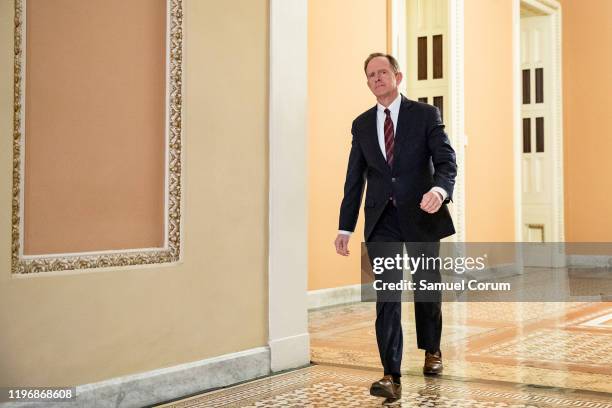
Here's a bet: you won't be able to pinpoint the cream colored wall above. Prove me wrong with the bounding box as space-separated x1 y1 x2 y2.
559 0 612 242
308 0 388 291
464 0 515 242
0 0 268 387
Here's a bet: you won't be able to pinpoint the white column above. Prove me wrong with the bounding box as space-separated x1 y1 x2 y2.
268 0 310 372
512 0 523 242
449 0 466 242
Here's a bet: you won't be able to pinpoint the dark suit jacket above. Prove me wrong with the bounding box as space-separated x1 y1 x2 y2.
339 95 457 242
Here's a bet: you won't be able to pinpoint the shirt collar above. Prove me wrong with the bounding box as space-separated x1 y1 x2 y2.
377 93 402 115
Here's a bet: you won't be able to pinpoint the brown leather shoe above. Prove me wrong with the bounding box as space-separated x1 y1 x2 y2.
423 350 443 375
382 397 402 406
370 375 402 399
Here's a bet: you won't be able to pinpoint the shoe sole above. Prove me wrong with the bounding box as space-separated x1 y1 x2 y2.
382 397 401 406
370 385 397 399
423 368 443 375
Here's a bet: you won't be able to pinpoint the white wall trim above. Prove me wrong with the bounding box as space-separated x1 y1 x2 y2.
514 0 564 243
512 0 523 242
268 0 310 373
550 4 565 243
308 283 364 310
448 0 466 242
567 255 612 268
390 0 407 84
0 347 270 408
511 0 526 272
474 262 520 280
268 333 311 373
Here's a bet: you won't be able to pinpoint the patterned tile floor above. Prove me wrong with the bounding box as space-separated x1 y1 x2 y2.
310 301 612 393
159 301 612 407
158 365 612 407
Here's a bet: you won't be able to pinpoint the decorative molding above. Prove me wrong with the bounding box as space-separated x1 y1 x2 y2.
522 0 556 14
11 0 184 274
521 0 561 14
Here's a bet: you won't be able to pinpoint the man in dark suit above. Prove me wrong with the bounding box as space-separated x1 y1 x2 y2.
334 53 456 404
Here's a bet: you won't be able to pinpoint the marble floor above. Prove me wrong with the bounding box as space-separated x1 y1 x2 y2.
158 365 612 407
159 301 612 407
310 301 612 393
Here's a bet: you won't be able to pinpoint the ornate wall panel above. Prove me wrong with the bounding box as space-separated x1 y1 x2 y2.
12 0 183 274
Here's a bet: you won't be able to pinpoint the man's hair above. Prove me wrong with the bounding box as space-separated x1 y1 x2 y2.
363 53 400 75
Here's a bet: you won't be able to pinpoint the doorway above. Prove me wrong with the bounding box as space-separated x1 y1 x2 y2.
390 0 466 242
515 0 564 243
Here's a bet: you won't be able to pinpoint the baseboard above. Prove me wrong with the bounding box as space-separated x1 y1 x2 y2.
269 332 310 372
307 283 363 310
0 347 270 408
567 255 612 268
472 263 520 280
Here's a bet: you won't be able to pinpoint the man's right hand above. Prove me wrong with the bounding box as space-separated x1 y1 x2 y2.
334 234 350 256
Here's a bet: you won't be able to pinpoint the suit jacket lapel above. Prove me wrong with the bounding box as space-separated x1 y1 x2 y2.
393 95 414 162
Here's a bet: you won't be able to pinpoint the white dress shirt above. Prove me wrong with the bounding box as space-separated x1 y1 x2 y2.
339 94 448 236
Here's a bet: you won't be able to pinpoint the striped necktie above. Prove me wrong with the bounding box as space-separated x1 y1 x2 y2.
384 108 394 167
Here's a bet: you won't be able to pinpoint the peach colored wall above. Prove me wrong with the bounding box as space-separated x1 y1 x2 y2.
24 0 166 254
308 0 517 291
559 0 612 242
308 0 387 291
1 0 268 387
464 0 515 242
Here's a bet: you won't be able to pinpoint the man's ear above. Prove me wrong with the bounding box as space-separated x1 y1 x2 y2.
396 72 403 85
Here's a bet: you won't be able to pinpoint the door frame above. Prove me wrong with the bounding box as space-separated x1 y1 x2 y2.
513 0 564 242
389 0 466 242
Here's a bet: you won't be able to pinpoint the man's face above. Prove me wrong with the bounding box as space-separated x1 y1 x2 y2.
365 56 402 98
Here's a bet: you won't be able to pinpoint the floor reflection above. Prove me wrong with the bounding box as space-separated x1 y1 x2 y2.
310 301 612 393
160 301 612 407
158 365 612 407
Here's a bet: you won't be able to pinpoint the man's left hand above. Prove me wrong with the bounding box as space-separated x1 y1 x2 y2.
420 191 443 213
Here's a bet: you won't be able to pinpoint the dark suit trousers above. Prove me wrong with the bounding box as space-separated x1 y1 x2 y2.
367 202 443 378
